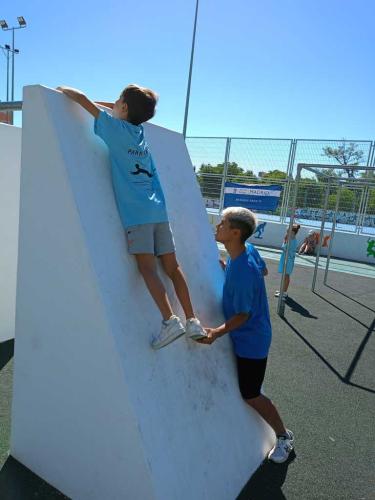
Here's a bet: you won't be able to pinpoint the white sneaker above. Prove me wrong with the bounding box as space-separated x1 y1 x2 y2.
268 430 294 463
274 291 288 300
151 315 185 350
185 317 207 340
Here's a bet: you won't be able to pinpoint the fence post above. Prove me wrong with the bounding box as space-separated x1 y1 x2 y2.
277 163 301 318
311 177 332 292
366 140 375 167
281 140 297 221
324 182 343 285
355 185 367 234
357 185 370 234
218 138 231 214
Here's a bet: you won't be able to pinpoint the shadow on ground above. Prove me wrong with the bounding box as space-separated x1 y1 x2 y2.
284 297 318 319
0 456 69 500
0 340 14 371
282 315 375 395
237 451 296 500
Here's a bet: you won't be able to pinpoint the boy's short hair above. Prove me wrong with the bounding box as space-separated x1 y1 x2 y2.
121 84 158 125
222 207 258 243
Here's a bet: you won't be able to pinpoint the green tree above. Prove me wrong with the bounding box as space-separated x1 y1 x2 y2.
197 162 254 199
261 169 287 180
322 141 365 178
327 188 356 210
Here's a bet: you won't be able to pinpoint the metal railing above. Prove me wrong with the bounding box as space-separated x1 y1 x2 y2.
1 103 374 233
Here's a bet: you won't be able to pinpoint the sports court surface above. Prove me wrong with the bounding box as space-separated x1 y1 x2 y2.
0 253 374 499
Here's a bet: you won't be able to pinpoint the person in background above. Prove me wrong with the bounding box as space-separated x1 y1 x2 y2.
275 224 301 300
298 229 317 255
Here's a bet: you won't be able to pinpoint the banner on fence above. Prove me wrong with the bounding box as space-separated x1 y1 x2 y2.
223 183 282 211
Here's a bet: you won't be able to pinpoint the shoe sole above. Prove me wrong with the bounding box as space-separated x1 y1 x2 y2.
268 453 291 464
187 332 208 340
151 329 185 350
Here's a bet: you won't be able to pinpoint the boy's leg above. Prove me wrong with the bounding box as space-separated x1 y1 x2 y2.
283 274 290 292
155 223 206 340
135 254 174 321
159 252 194 319
246 394 286 436
236 356 293 463
237 356 287 434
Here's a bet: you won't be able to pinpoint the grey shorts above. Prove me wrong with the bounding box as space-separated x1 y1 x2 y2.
125 222 176 256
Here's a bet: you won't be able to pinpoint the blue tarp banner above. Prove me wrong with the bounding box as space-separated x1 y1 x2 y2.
223 183 282 211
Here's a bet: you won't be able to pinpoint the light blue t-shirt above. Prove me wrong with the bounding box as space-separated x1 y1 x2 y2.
223 245 272 359
94 111 169 228
278 238 298 274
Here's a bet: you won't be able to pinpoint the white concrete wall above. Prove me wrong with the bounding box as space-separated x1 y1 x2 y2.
11 85 274 500
208 211 375 264
0 123 21 342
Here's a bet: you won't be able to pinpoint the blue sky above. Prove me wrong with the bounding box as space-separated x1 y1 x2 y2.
1 0 374 139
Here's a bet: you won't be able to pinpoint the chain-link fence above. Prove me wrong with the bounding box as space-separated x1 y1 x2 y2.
187 136 375 233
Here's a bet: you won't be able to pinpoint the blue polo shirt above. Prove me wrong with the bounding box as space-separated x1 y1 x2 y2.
94 111 169 228
223 245 272 359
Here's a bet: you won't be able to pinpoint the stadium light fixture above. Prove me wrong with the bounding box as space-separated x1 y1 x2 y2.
17 16 27 27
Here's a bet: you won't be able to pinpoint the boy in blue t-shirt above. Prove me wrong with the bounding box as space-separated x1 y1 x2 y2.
57 84 207 348
199 207 294 464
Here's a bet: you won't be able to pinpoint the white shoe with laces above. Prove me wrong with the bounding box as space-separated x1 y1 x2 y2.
151 315 185 350
268 430 294 463
185 317 207 340
274 291 288 300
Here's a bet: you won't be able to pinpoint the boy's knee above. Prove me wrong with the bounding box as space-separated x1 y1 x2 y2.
162 261 180 279
136 258 155 276
245 395 261 407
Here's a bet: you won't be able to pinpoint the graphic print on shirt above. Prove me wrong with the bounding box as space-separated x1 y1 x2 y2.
131 163 154 178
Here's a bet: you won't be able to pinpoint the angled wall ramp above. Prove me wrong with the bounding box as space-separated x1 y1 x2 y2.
11 85 274 500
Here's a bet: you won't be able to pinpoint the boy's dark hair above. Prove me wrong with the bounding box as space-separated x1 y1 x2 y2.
292 223 301 235
121 84 158 125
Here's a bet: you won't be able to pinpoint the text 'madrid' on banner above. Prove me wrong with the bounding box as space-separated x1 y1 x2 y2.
224 182 282 212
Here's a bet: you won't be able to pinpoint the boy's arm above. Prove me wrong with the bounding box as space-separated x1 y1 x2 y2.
56 86 100 118
197 313 249 345
95 101 114 110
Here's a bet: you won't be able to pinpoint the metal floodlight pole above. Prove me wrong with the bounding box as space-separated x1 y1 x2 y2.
6 47 10 100
311 177 332 292
11 28 15 101
183 0 199 139
218 138 231 213
277 165 302 317
323 182 343 285
0 17 27 102
0 45 11 100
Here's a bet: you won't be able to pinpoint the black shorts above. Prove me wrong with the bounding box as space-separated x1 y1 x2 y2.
236 356 268 400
